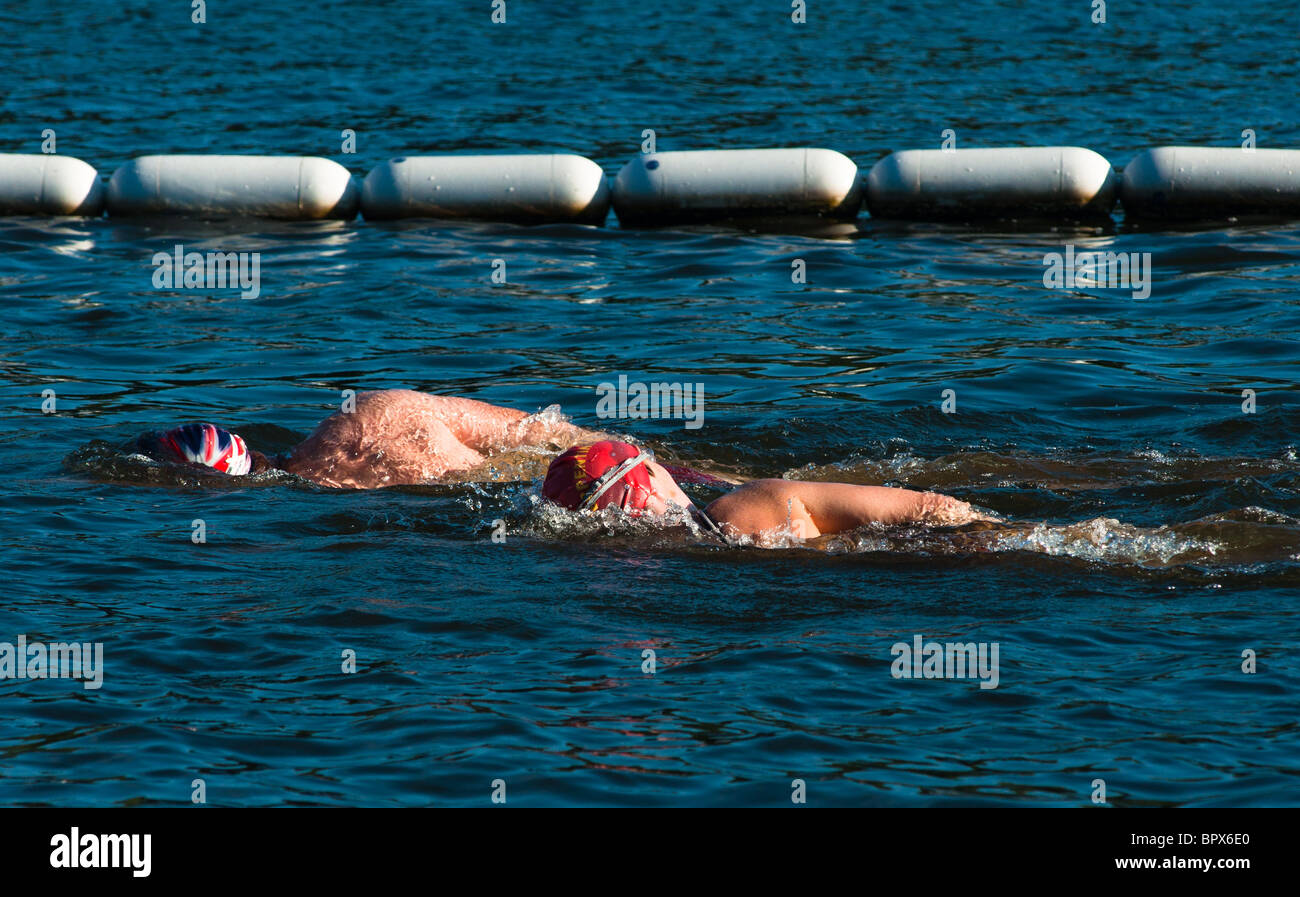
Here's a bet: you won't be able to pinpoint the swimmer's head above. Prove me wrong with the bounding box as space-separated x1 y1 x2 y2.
137 423 253 475
543 441 691 516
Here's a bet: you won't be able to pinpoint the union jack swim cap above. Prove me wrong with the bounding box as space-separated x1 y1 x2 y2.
158 423 252 475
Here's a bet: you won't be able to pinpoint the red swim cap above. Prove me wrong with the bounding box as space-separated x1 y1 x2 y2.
543 441 655 512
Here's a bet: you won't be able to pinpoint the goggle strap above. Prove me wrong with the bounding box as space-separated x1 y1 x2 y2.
578 449 654 511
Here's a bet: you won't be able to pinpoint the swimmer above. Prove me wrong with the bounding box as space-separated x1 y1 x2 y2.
542 440 993 545
134 392 988 542
135 389 604 489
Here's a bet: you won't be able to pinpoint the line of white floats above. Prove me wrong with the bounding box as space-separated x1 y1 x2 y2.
2 146 1298 225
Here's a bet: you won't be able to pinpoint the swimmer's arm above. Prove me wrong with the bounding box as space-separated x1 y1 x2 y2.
406 395 600 452
790 481 992 530
705 479 990 538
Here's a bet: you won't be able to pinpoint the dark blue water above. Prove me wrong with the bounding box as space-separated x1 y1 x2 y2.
2 0 1298 806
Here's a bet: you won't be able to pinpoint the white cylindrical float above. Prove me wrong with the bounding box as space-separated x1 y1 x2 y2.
0 154 104 216
1120 147 1300 219
865 147 1116 220
361 154 610 224
610 148 861 226
106 155 358 219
